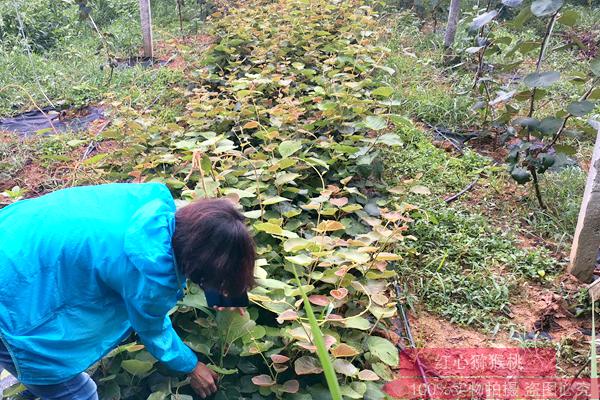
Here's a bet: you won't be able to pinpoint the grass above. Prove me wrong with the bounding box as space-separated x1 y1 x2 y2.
522 167 587 246
383 119 560 331
0 0 199 116
382 12 475 128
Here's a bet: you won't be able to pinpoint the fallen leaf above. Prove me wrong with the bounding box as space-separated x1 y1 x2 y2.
410 185 431 195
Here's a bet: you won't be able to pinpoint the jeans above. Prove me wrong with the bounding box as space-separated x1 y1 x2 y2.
0 341 98 400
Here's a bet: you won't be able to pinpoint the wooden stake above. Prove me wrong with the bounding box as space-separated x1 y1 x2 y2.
569 126 600 282
139 0 153 59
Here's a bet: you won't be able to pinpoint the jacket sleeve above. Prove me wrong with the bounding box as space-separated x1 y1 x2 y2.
120 263 198 374
108 192 198 374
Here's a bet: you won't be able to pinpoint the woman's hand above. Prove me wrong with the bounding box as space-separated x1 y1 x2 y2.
189 362 218 398
212 306 245 315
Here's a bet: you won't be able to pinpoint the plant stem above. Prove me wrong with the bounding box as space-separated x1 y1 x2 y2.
528 12 559 118
529 166 546 209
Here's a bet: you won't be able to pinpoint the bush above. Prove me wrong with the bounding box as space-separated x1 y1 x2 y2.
0 0 80 52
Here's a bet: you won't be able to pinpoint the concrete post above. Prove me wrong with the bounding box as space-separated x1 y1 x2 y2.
568 127 600 282
139 0 153 59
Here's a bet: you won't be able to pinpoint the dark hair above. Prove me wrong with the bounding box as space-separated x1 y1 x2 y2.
172 198 256 297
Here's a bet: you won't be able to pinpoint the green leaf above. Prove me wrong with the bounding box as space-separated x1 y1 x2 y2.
366 337 399 367
278 140 303 158
567 101 595 117
284 238 318 253
216 309 256 344
185 335 212 355
147 392 168 400
364 116 387 131
375 133 403 146
510 167 532 184
121 359 154 376
100 381 121 400
371 362 394 381
512 7 533 27
539 117 562 135
557 9 579 26
207 364 239 375
285 254 314 266
523 71 560 88
591 57 600 77
254 222 299 238
171 395 193 400
275 172 301 186
343 316 371 330
180 291 208 309
371 87 394 98
333 359 359 377
554 144 577 155
2 383 27 397
531 0 563 17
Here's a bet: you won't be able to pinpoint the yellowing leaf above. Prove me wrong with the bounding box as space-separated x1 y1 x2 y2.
254 222 298 238
375 252 401 261
243 121 260 129
314 220 345 232
283 238 315 252
331 343 361 358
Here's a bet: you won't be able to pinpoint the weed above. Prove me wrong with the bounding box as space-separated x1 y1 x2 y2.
521 167 586 245
384 122 558 329
383 13 475 128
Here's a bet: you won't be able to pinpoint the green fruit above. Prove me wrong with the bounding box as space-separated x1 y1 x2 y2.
511 167 532 184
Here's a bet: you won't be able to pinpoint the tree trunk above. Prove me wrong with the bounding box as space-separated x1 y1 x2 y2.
139 0 153 58
444 0 461 49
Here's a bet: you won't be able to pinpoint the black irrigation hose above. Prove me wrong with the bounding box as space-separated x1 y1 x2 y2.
394 280 433 400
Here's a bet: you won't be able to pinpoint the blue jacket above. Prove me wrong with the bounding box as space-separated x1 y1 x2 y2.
0 183 198 385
